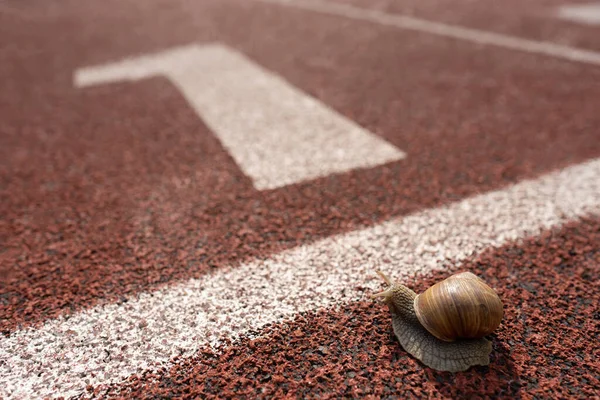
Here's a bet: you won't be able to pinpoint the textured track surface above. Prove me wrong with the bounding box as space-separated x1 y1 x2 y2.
85 218 600 399
1 0 599 398
326 0 600 51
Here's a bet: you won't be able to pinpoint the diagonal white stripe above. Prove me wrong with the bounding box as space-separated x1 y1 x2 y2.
255 0 600 66
2 158 600 399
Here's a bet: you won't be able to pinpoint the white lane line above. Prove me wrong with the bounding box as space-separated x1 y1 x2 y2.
74 43 406 191
558 3 600 25
2 158 600 399
255 0 600 66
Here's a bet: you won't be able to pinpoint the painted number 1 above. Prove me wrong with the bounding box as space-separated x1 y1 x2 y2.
74 43 406 190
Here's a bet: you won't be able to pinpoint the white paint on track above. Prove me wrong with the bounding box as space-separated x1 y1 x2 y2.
2 158 600 399
74 43 406 190
558 3 600 25
256 0 600 66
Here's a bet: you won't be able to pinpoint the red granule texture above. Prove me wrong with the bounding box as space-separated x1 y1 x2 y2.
3 0 600 335
85 217 600 399
329 0 600 52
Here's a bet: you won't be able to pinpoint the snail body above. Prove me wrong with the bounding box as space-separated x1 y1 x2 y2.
372 271 503 372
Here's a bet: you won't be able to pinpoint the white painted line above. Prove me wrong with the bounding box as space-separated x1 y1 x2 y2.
74 43 406 190
558 3 600 25
256 0 600 66
2 158 600 399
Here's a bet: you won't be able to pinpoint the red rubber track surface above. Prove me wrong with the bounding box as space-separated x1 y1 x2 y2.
329 0 600 51
1 0 599 398
3 0 600 333
86 218 600 399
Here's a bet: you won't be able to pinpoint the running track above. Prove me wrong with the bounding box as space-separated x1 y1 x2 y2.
1 0 599 398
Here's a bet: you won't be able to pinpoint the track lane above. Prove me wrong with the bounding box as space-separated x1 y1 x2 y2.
2 0 600 398
2 158 599 399
2 0 600 334
321 0 600 52
256 0 600 65
89 217 600 399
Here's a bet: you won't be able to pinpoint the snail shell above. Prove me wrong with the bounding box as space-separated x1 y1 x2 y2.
371 271 504 372
414 272 504 342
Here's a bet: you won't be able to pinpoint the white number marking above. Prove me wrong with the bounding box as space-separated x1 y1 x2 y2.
74 44 406 190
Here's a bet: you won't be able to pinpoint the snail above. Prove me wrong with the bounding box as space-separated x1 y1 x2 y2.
371 270 503 372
